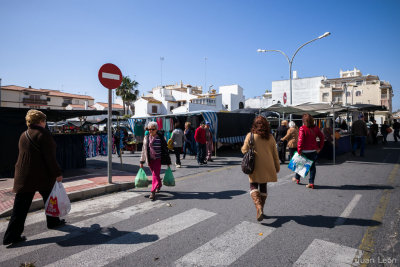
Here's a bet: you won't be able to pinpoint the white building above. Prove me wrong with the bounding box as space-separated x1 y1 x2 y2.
245 91 274 108
271 73 325 106
133 81 244 117
219 85 245 111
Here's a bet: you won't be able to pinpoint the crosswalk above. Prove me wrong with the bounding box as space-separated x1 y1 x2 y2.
0 191 366 267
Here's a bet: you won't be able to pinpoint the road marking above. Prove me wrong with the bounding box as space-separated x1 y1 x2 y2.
102 72 120 80
0 191 142 232
269 173 293 187
175 221 275 266
0 199 164 263
293 239 363 266
44 208 216 267
354 162 399 266
335 194 362 226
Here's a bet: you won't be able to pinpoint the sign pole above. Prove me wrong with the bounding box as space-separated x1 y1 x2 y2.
108 89 113 183
98 63 123 184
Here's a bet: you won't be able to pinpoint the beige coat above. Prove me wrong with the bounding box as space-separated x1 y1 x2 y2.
281 127 298 148
241 133 280 183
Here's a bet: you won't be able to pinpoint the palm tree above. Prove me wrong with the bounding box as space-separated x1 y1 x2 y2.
116 76 139 115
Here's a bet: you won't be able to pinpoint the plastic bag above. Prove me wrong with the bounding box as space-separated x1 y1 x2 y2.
288 152 314 178
163 167 175 186
45 182 71 217
135 168 149 188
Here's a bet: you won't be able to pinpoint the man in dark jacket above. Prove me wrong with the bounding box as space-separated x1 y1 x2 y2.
351 114 368 156
3 110 65 246
393 119 400 142
275 120 288 163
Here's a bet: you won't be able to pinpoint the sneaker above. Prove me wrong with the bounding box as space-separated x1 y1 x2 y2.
176 164 181 168
305 184 315 189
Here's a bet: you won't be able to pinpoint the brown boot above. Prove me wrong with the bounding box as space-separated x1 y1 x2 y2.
260 193 267 216
250 190 263 221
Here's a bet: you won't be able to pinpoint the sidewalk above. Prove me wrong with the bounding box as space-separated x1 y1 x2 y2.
0 165 136 218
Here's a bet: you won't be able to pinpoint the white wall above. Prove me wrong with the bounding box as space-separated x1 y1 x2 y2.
245 97 274 108
219 85 245 111
272 76 324 105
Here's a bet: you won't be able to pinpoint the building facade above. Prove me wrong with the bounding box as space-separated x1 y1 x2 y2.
320 68 393 112
0 85 94 109
133 81 244 117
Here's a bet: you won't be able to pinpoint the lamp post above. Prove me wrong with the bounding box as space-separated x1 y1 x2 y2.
257 32 331 118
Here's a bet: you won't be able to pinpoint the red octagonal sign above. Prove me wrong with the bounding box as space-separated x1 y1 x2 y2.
98 63 123 90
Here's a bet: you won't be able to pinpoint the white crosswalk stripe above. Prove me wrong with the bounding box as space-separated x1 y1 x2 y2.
175 221 275 266
293 239 363 267
0 199 164 263
0 191 142 232
44 208 217 267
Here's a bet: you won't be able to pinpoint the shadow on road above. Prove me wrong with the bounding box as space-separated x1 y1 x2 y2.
262 215 381 229
143 190 247 201
314 184 395 190
7 224 159 248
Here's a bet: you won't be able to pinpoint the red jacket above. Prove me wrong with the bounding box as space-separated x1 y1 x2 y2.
297 125 325 154
194 126 206 144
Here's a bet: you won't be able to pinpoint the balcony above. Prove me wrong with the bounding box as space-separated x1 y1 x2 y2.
22 98 47 105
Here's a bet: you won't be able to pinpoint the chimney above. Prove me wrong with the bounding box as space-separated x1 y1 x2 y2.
293 71 298 79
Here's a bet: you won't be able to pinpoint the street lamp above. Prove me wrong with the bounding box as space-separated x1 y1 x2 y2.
257 32 331 114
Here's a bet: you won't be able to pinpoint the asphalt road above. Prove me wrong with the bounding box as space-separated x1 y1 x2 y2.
1 142 399 267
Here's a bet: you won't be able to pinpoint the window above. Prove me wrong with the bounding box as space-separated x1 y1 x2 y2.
322 93 329 102
325 83 330 88
151 105 157 113
47 97 51 101
355 91 362 96
170 106 174 111
346 92 351 97
356 80 362 86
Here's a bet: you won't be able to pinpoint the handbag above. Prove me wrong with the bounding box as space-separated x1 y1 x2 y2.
241 132 255 174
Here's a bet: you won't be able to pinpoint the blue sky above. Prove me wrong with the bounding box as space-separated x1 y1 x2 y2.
1 0 399 110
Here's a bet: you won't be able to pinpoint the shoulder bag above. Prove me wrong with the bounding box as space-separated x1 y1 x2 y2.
241 132 255 174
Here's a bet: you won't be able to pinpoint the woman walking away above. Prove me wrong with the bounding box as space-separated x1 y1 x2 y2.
3 110 65 246
171 122 184 168
292 113 325 189
241 116 280 221
281 121 298 161
140 122 171 201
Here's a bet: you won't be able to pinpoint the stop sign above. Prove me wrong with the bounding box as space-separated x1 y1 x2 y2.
98 63 123 89
283 92 287 104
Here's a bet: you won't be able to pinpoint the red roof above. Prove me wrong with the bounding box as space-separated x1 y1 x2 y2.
95 102 124 109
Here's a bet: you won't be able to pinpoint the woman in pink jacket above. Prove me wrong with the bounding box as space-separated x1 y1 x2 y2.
292 113 324 189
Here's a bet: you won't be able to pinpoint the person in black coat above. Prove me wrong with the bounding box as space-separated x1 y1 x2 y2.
3 110 65 246
275 120 288 163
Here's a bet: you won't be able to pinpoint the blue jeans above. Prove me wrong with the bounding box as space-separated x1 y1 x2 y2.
196 143 206 164
352 136 366 156
295 152 318 184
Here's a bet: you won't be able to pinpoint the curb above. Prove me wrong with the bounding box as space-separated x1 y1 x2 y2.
0 182 135 219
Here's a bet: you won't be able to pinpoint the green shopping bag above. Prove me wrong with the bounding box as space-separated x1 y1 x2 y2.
163 167 175 186
135 168 149 188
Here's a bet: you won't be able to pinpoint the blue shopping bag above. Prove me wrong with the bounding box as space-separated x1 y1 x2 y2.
288 152 314 178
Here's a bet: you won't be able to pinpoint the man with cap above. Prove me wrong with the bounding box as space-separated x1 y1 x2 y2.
194 121 207 165
351 114 368 156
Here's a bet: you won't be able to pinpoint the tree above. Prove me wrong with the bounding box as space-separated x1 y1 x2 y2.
116 76 139 115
